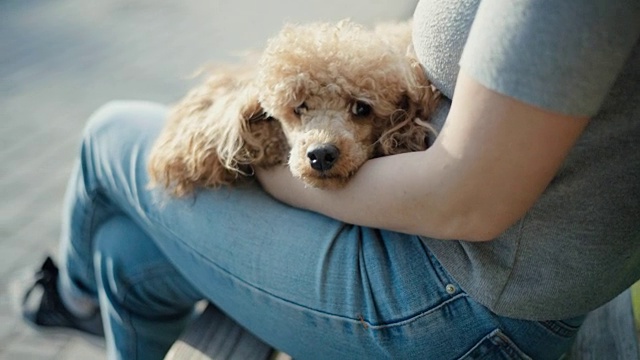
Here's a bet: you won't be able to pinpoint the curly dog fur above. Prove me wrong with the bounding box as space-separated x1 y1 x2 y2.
148 20 440 195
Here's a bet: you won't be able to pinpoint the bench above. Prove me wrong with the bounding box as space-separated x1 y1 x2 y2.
165 289 639 359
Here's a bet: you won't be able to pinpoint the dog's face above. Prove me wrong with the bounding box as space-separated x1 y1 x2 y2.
281 93 383 189
257 21 433 189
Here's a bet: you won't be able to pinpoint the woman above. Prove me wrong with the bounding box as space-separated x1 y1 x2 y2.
22 0 640 358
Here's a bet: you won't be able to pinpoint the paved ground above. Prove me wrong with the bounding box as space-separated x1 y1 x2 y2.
0 0 417 358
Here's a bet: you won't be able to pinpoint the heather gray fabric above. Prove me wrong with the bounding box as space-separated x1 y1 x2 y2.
413 0 640 320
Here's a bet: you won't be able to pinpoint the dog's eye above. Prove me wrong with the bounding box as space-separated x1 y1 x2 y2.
294 102 308 116
351 101 372 117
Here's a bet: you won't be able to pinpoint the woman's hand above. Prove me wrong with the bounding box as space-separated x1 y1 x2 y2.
256 71 589 242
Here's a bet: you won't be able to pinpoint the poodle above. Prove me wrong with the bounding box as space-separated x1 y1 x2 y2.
148 20 440 196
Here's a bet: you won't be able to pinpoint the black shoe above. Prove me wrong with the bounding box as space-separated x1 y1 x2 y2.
21 256 104 337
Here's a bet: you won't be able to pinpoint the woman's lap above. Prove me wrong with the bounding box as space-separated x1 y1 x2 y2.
61 101 579 359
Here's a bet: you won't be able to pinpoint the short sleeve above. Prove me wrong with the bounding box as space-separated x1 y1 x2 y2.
459 0 640 117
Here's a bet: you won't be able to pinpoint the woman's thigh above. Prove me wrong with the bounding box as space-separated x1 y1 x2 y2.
83 101 571 359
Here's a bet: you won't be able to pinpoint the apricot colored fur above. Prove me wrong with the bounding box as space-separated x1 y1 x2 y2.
148 20 439 195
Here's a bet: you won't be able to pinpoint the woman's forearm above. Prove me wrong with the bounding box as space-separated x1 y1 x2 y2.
258 72 589 241
258 144 507 241
258 149 469 239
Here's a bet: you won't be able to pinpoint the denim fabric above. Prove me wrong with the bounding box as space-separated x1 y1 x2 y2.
58 101 582 359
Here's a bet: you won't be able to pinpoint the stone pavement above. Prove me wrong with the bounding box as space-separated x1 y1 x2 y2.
0 0 417 358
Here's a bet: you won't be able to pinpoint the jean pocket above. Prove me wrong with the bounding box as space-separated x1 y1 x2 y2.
536 318 583 338
458 329 532 360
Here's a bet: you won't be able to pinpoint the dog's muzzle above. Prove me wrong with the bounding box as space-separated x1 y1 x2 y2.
307 144 340 172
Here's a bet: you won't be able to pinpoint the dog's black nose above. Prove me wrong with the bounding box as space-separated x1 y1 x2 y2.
307 145 339 172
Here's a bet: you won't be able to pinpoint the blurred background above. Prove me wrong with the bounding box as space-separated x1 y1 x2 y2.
0 0 418 358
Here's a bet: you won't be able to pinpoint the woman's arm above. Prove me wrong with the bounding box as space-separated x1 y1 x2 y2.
257 70 589 241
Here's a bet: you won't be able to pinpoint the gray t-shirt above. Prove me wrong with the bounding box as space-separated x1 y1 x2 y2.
413 0 640 320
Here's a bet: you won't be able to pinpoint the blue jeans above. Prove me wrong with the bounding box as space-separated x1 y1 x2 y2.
58 101 582 359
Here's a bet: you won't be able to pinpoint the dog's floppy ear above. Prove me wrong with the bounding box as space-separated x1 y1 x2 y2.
148 71 285 196
377 58 440 156
243 112 289 170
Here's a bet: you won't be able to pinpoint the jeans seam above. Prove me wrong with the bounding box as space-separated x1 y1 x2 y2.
457 329 495 359
425 247 458 290
151 214 469 329
369 293 469 329
80 191 100 278
493 330 533 360
120 280 139 358
458 329 533 360
536 320 580 338
116 264 198 312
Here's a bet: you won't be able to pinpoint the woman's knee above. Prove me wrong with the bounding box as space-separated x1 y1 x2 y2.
78 101 169 185
83 100 168 143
